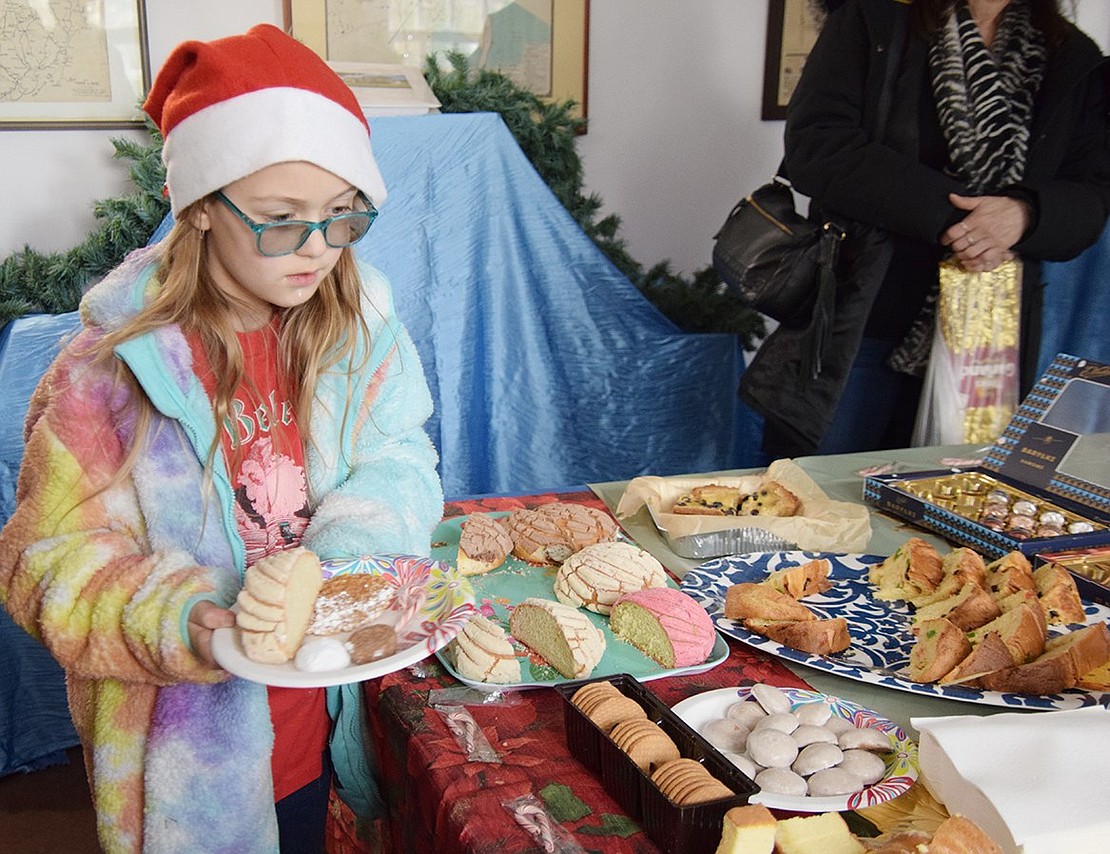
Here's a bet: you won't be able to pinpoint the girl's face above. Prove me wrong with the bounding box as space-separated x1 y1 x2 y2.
196 162 361 331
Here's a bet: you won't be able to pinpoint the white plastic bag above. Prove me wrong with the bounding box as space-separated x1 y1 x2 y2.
913 258 1022 446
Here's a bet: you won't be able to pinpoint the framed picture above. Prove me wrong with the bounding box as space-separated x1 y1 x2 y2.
0 0 151 130
327 62 441 115
284 0 589 120
761 0 823 121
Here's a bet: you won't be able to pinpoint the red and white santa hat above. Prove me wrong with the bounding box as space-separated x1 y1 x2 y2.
143 23 386 215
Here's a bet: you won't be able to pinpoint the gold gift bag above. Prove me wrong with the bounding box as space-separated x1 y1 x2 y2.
913 258 1022 445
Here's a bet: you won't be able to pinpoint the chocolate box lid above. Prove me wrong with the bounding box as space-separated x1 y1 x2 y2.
980 354 1110 515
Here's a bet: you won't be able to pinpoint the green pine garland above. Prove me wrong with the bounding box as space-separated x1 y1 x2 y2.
0 58 764 349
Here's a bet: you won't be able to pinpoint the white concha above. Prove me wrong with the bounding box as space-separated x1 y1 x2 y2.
553 541 667 614
452 614 521 684
237 547 324 664
509 597 606 679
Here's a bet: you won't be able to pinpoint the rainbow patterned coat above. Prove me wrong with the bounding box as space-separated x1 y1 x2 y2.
0 244 442 853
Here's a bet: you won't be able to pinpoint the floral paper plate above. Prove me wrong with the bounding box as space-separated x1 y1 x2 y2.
213 554 476 688
680 551 1110 710
671 686 918 812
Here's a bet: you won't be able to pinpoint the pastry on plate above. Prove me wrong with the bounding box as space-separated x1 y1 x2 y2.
236 547 324 664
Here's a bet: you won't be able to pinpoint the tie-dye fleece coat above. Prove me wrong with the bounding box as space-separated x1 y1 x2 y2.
0 243 443 853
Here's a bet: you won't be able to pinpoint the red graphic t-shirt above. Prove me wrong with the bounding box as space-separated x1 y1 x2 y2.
189 319 328 802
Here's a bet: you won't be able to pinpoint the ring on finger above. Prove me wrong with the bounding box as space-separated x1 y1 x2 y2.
967 234 975 245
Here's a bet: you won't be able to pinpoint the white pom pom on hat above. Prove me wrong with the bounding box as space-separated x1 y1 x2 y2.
143 23 387 215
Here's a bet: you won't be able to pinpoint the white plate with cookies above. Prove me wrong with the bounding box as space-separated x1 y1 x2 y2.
212 553 475 688
671 684 918 813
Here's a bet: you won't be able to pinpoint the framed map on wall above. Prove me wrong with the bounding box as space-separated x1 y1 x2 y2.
0 0 150 129
762 0 823 120
285 0 589 119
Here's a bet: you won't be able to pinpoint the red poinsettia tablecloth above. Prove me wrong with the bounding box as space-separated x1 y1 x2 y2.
354 490 812 854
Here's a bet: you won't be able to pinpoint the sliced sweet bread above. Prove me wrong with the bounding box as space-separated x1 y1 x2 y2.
724 582 815 622
907 618 972 684
940 547 988 591
505 503 617 565
911 582 1001 632
985 551 1035 598
237 547 324 664
743 617 850 655
609 587 717 668
1033 562 1086 626
938 630 1015 686
870 538 943 602
979 622 1110 695
764 558 833 600
966 601 1046 666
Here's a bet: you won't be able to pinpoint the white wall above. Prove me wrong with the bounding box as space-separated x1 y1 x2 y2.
1 0 282 257
2 0 1108 270
578 0 1110 276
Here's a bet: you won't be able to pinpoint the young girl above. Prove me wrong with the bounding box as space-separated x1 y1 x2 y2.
0 24 443 853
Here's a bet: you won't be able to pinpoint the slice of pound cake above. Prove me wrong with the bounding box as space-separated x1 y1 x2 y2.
509 597 606 679
554 540 667 614
609 587 717 668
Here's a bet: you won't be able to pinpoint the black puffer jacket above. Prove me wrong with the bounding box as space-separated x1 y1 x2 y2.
741 0 1110 456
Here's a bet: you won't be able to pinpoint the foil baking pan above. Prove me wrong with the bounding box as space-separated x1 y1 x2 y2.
648 506 797 558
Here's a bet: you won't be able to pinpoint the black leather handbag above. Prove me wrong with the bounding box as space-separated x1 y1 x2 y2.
711 177 844 327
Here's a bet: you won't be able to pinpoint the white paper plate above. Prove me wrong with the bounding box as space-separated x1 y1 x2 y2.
671 686 918 812
212 554 475 688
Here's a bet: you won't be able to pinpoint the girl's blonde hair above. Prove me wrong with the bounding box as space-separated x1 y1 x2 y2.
90 197 371 486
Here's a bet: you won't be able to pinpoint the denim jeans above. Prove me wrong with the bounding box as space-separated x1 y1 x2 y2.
815 337 924 454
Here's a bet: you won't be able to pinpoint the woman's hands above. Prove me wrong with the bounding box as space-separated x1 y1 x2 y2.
941 193 1031 272
187 599 236 667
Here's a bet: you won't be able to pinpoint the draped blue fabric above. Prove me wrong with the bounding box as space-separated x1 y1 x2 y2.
0 313 81 775
356 113 741 497
148 112 742 497
1040 219 1110 377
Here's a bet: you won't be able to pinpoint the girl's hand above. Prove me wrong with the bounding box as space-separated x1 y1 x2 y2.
187 600 237 667
941 193 1030 272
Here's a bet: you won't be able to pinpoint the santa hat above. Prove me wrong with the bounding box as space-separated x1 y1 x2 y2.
144 23 386 215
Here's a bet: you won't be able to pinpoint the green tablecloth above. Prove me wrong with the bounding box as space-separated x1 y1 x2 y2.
588 443 1028 735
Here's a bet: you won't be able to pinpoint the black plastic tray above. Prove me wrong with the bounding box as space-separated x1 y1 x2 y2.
556 674 758 854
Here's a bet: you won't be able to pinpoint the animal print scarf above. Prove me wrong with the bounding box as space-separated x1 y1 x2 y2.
888 0 1046 375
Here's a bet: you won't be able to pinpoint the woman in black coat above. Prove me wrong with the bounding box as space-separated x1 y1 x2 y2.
742 0 1110 457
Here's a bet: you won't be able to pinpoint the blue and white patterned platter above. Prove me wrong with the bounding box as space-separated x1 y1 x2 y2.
680 551 1110 711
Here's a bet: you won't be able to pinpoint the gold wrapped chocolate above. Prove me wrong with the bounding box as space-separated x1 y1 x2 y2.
893 472 1105 540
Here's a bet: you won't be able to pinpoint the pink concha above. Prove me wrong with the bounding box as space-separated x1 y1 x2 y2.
613 587 716 667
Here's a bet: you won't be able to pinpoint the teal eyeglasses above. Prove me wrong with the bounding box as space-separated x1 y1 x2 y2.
215 190 378 257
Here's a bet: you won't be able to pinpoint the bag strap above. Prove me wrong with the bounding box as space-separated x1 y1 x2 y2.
799 6 909 384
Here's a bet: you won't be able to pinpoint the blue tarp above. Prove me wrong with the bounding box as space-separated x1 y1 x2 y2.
1040 220 1110 377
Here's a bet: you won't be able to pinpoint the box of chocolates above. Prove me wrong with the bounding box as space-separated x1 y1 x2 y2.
863 354 1110 601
